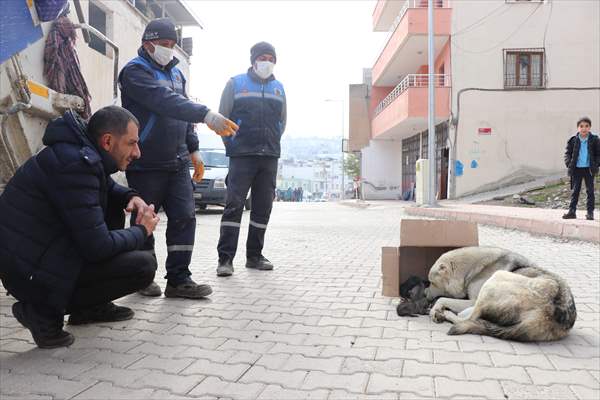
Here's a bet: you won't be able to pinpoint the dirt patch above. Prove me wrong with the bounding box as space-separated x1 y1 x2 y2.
479 176 600 210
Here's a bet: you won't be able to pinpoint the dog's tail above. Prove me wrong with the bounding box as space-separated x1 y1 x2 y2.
447 319 530 341
552 278 577 330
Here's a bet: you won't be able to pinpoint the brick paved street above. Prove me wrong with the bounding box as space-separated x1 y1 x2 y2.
1 201 599 399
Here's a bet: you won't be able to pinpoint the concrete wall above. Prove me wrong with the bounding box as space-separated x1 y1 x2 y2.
450 0 600 197
349 83 372 151
361 138 403 199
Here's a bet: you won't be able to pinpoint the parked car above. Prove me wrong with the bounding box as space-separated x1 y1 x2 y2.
189 148 251 211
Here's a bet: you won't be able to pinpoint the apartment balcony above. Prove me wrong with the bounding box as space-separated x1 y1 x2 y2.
373 0 408 32
372 0 451 87
371 74 450 139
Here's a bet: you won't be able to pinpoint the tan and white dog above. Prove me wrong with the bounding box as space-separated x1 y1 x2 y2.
425 247 577 342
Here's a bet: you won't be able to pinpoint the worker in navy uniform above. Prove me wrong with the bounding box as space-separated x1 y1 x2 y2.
119 18 237 297
216 41 287 277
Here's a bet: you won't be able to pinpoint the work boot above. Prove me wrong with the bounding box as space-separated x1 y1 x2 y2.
138 281 162 297
586 212 594 220
246 255 274 271
12 302 74 349
164 280 213 299
68 302 134 325
217 259 234 277
562 212 576 219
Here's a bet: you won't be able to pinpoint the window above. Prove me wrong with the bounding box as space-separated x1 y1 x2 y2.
504 48 545 88
88 1 107 55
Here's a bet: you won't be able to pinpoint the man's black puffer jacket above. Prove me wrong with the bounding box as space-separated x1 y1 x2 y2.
0 111 147 313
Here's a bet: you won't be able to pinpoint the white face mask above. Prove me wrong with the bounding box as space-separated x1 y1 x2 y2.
151 44 174 66
254 61 275 80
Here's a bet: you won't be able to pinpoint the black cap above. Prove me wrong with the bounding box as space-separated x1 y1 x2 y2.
143 18 178 42
250 42 276 64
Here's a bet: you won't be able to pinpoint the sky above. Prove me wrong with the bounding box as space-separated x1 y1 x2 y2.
182 0 385 144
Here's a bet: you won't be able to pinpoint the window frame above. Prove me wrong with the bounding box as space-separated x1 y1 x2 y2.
503 48 546 89
88 0 113 58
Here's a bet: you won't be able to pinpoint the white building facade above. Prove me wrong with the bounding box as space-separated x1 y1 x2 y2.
349 0 600 200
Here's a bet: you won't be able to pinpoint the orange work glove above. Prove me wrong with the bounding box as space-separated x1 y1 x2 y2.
191 151 205 183
204 110 239 137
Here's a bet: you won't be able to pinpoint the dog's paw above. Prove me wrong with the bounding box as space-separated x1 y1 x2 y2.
430 305 447 323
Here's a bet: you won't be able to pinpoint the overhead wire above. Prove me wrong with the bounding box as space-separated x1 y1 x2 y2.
450 2 512 38
451 2 544 55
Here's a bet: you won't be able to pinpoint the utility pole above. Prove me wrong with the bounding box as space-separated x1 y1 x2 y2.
427 0 437 206
340 106 345 200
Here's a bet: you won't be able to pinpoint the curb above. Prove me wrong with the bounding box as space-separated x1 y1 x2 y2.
405 207 600 243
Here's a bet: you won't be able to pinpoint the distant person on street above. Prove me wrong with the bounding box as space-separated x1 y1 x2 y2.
0 107 159 348
216 41 287 277
119 18 237 297
298 187 304 202
563 117 600 220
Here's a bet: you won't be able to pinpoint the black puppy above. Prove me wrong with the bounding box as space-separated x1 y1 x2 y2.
396 276 432 317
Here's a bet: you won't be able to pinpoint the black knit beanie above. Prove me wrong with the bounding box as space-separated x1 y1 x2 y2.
142 18 178 42
250 42 277 64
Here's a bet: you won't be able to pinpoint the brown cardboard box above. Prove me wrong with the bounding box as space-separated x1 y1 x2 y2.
398 246 460 282
381 247 400 297
381 220 479 297
399 219 478 247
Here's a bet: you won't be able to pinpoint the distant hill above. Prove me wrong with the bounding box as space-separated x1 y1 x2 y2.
196 133 343 161
281 135 342 161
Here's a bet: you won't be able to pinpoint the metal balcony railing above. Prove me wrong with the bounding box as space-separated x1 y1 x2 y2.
375 0 449 66
374 74 450 116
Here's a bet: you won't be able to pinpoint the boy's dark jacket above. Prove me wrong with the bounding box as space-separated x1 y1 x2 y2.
564 133 600 176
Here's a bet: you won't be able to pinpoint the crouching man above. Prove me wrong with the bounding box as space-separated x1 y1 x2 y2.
0 106 159 348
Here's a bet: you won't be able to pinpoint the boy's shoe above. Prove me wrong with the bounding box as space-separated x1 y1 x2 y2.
12 302 74 349
586 213 594 220
68 302 134 325
138 281 162 297
165 280 213 299
246 255 274 270
217 260 234 277
562 212 576 219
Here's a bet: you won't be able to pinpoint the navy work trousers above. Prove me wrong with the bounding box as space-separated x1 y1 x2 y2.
217 156 278 262
126 161 196 285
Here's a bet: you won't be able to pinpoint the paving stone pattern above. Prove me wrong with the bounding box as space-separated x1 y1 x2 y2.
1 202 598 399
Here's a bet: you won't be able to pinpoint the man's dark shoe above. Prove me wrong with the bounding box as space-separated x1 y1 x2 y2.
68 302 134 325
562 212 576 219
138 281 162 297
12 302 74 349
217 259 234 277
246 255 274 270
164 280 213 299
586 213 594 220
